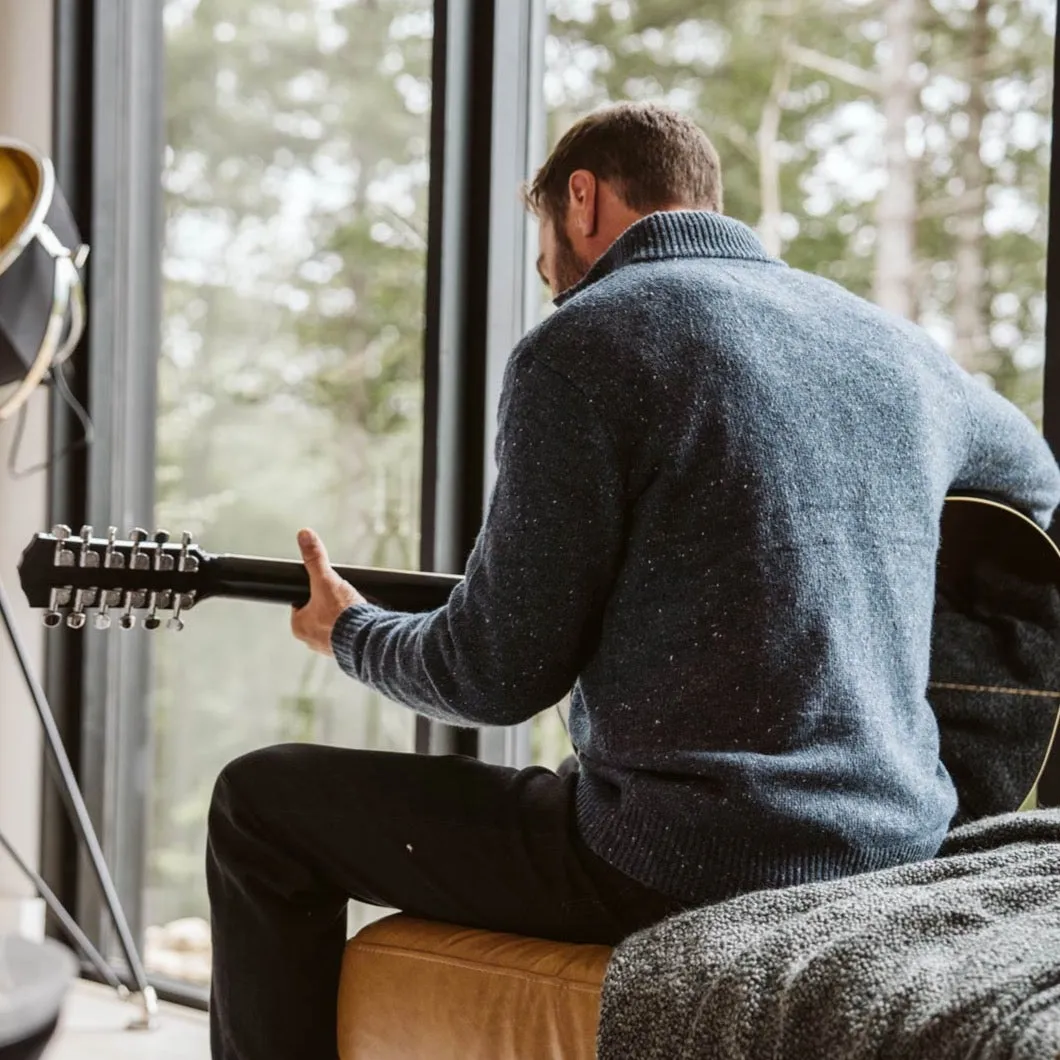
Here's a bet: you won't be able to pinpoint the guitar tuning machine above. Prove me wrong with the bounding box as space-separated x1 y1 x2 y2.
118 528 148 630
94 527 119 630
40 523 198 633
66 525 98 630
43 524 73 627
143 529 171 630
51 524 72 565
128 527 149 571
166 531 194 631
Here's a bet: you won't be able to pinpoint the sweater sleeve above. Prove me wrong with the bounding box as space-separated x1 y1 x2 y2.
951 373 1060 529
329 352 627 726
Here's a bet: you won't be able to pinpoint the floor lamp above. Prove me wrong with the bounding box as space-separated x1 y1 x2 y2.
0 137 157 1029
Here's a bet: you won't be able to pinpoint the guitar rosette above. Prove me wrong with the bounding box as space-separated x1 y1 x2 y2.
0 137 89 420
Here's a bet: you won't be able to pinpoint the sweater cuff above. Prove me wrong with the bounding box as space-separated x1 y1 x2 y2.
331 603 387 680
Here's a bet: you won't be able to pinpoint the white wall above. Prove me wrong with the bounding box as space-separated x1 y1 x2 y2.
0 0 55 937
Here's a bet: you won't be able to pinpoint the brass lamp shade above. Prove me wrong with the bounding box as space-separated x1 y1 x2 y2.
0 138 88 420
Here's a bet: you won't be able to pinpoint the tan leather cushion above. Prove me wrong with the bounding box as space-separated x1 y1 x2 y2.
337 915 612 1060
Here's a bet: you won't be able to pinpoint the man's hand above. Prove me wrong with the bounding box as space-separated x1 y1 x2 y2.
291 528 366 656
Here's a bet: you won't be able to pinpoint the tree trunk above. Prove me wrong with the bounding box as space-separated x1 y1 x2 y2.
951 0 990 374
873 0 918 319
757 53 793 256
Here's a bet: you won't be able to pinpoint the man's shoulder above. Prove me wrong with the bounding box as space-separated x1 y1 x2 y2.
553 253 865 338
510 297 627 387
521 259 729 374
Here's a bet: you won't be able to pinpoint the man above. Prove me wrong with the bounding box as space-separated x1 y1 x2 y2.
207 102 1060 1058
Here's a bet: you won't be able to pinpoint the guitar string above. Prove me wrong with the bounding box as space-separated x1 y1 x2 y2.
928 681 1060 699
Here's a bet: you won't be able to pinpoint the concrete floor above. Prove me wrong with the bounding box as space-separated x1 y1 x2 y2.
46 980 209 1060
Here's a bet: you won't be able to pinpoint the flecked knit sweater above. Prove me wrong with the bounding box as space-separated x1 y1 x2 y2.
332 211 1060 904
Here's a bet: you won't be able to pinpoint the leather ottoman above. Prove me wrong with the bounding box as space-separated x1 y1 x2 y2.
337 915 611 1059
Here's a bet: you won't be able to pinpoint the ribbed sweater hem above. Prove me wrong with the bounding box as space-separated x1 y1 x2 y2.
574 778 947 906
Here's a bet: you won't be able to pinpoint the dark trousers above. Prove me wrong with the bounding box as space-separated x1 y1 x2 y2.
207 745 684 1060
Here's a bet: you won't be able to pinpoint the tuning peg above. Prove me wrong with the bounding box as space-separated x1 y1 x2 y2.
143 530 171 630
49 525 73 571
103 526 118 566
166 531 194 633
128 528 148 569
117 528 148 629
63 525 96 629
94 528 118 629
45 526 76 625
177 531 192 567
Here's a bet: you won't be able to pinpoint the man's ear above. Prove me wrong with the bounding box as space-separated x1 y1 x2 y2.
567 170 598 238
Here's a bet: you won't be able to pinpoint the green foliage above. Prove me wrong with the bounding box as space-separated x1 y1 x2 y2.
548 0 1051 417
149 0 430 930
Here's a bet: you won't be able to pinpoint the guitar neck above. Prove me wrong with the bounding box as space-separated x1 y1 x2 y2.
207 554 461 612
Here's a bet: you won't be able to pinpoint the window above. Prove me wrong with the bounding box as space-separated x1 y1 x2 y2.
144 0 433 984
45 0 1060 1004
531 0 1056 764
544 0 1051 413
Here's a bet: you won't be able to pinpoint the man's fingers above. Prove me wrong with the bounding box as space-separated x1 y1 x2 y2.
297 528 332 582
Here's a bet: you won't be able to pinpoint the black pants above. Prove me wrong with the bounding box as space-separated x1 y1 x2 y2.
207 745 684 1060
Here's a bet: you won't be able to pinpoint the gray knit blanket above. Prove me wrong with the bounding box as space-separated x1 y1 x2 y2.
598 810 1060 1060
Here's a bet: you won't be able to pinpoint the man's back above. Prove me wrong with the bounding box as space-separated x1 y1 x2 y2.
331 209 1059 906
504 210 1060 903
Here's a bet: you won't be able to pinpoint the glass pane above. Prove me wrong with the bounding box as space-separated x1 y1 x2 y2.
532 0 1054 763
145 0 433 985
531 698 574 771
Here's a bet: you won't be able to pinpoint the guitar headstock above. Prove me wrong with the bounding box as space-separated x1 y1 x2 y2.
18 524 211 631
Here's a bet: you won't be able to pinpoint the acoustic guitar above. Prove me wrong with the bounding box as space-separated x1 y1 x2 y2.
17 495 1060 820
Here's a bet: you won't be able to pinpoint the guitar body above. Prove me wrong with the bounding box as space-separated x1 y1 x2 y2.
17 494 1060 819
933 496 1060 819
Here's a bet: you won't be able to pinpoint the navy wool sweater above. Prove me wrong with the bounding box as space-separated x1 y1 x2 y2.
332 211 1060 904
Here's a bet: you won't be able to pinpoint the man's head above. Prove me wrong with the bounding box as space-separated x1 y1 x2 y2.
524 102 723 296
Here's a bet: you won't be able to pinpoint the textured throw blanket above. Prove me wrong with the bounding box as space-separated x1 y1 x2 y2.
598 810 1060 1060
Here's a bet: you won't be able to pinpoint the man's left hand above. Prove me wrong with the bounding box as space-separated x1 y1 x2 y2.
291 528 366 656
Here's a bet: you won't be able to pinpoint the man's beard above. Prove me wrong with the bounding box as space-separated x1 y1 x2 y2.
553 225 592 294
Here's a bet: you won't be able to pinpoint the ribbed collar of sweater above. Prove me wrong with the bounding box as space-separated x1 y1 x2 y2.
553 209 781 307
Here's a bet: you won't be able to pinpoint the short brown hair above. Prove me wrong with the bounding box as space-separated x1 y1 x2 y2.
524 102 723 226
